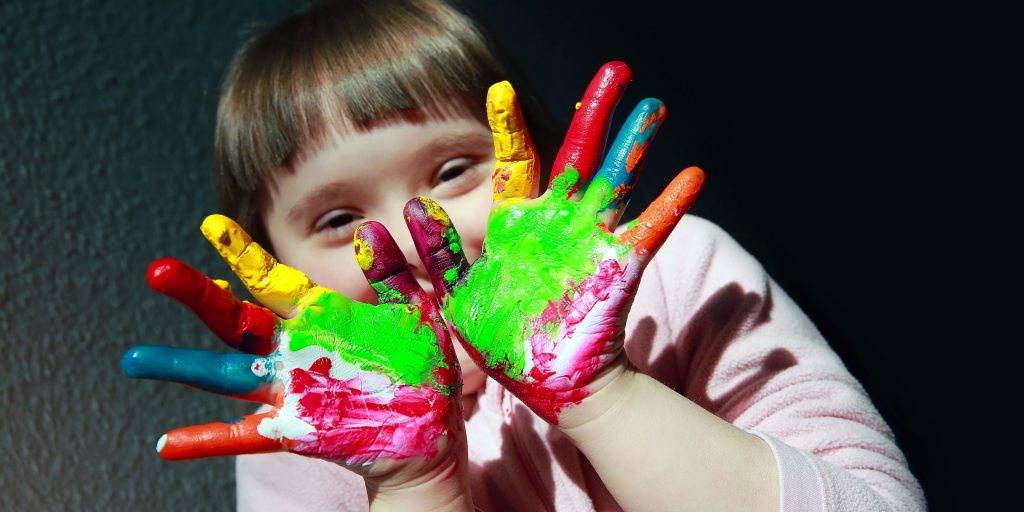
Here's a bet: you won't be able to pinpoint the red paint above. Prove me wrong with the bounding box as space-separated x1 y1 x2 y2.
288 368 450 464
550 61 632 195
309 357 332 376
159 412 281 460
147 257 277 355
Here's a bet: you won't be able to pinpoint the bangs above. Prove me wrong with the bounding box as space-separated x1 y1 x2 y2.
215 0 503 197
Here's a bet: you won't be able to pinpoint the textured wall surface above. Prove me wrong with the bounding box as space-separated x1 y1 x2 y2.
0 1 296 509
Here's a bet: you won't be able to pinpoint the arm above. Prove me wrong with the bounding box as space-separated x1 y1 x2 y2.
622 214 927 511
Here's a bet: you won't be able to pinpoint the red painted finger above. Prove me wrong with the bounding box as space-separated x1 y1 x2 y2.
619 167 705 258
404 197 469 301
147 257 277 356
353 221 430 307
157 411 283 460
549 61 632 196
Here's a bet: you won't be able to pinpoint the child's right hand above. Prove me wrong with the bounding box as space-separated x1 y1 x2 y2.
122 215 464 487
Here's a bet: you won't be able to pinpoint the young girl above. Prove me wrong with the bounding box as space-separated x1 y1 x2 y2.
122 1 926 510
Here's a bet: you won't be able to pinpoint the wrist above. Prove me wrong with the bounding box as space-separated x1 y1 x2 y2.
556 356 638 432
365 451 474 512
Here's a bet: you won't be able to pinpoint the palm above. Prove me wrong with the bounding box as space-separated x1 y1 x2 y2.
123 217 461 478
406 62 704 424
445 169 637 423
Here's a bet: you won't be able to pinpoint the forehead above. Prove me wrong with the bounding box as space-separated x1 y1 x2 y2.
262 110 493 213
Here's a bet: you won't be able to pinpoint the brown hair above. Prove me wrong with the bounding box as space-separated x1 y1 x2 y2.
214 0 559 250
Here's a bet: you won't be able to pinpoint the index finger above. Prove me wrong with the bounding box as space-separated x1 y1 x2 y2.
201 214 327 318
549 61 632 196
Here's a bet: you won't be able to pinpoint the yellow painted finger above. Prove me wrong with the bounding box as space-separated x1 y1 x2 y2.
487 81 540 205
200 214 326 317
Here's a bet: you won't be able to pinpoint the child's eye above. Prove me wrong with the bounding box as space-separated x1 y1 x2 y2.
436 158 473 184
313 209 362 243
432 157 486 196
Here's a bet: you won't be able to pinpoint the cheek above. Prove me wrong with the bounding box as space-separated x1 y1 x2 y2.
279 243 377 305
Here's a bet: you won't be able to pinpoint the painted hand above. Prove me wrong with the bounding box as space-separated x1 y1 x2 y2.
404 62 704 425
122 217 462 479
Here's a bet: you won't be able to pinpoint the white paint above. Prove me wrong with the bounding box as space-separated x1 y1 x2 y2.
155 434 167 453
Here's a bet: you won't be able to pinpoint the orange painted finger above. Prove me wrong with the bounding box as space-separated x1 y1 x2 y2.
619 167 705 257
201 214 328 318
488 81 540 204
157 411 284 460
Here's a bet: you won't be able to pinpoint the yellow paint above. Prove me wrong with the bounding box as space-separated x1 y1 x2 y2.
487 81 538 203
420 196 451 223
575 101 582 110
201 214 326 316
353 231 375 271
212 279 232 293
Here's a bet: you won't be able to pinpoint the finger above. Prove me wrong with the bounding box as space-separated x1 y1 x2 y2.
591 98 668 228
201 214 326 317
156 411 283 460
147 258 277 356
619 167 705 257
549 61 632 196
353 221 430 307
487 81 540 205
404 197 469 300
122 345 277 404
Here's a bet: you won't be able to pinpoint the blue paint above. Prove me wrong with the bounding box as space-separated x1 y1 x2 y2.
121 345 274 396
593 97 666 214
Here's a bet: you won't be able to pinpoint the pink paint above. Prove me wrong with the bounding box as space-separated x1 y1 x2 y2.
491 259 630 423
287 368 449 465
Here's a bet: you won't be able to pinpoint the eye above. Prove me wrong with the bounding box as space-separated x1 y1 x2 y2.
436 158 473 184
432 157 487 197
313 209 362 242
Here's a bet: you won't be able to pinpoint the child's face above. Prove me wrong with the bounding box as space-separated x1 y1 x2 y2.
262 112 495 393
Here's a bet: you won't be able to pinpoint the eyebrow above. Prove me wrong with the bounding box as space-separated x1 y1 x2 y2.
285 180 352 228
285 130 493 227
411 131 493 167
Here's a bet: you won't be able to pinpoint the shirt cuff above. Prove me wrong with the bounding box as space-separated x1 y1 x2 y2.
748 429 826 512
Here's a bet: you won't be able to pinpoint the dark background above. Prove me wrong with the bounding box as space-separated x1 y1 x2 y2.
2 0 1000 509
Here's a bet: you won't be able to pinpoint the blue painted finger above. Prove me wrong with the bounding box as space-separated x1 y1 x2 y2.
121 345 277 403
591 98 667 227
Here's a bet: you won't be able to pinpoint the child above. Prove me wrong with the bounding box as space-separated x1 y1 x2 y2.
123 0 926 510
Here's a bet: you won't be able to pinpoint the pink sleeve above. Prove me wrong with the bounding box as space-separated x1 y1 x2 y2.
629 215 926 512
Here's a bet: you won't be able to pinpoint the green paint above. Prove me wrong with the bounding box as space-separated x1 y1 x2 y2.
445 167 629 378
283 291 442 388
446 227 461 253
444 266 459 283
370 281 405 304
626 218 639 231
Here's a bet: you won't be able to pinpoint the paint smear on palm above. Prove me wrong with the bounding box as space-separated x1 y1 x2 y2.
259 290 453 465
446 168 632 422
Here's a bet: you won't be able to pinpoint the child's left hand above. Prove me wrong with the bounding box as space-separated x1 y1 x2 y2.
404 62 705 426
122 216 463 482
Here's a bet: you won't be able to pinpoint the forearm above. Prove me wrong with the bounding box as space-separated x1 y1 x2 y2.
365 446 474 512
559 366 779 512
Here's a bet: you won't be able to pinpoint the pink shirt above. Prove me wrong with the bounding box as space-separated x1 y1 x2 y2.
236 215 926 511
